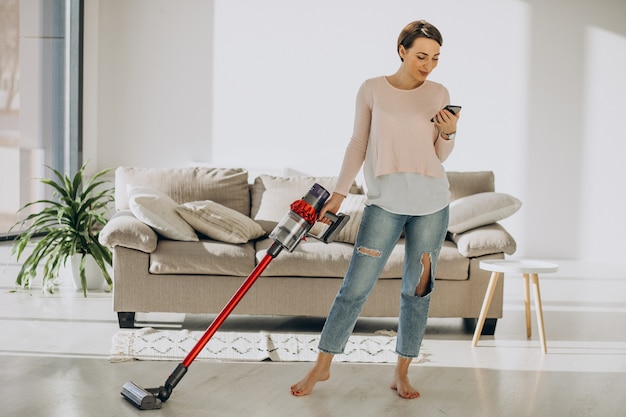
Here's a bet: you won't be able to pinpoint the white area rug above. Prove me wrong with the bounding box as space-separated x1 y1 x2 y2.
110 328 426 364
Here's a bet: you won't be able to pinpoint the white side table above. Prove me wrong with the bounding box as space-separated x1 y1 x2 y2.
472 259 559 353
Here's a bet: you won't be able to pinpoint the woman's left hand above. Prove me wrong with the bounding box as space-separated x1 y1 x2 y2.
433 109 460 136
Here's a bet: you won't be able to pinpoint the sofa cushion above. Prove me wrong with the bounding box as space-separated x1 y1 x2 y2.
115 166 250 216
98 210 159 253
176 200 265 244
254 238 469 281
128 186 199 241
256 238 353 277
448 192 521 233
450 223 517 257
149 240 257 276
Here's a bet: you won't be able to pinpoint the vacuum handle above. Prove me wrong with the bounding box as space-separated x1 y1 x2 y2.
308 212 350 243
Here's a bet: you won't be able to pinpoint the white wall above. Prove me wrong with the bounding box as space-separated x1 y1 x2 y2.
83 0 214 170
83 0 626 264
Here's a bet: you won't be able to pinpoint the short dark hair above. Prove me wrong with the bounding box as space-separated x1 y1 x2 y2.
397 20 443 61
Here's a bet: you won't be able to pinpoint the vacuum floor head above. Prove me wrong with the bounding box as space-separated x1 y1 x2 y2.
121 381 162 410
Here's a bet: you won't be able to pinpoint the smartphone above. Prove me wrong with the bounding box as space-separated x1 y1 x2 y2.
431 105 462 122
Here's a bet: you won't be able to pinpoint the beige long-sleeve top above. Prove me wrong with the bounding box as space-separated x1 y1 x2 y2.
335 76 455 200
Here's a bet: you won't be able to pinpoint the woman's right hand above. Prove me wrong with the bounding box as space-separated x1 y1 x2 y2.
318 192 346 224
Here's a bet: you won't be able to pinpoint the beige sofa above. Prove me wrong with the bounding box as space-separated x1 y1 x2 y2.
100 167 519 333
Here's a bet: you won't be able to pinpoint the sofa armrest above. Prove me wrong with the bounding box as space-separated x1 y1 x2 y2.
449 223 516 257
98 210 158 253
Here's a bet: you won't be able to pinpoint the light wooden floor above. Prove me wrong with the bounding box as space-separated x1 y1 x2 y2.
1 242 625 417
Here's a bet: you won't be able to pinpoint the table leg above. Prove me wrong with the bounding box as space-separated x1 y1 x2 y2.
531 273 548 353
523 273 531 338
472 271 501 346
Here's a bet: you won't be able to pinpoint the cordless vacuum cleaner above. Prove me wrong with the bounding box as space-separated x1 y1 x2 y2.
121 183 349 410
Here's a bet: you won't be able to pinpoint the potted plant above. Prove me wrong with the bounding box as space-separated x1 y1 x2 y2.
10 163 114 296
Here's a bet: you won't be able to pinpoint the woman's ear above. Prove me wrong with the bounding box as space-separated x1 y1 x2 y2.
398 45 406 61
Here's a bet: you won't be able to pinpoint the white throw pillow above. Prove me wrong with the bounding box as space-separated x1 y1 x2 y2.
450 223 517 257
176 200 265 244
448 192 521 234
98 210 159 253
128 186 199 241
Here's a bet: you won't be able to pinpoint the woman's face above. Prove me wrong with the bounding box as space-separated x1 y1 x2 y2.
400 37 440 83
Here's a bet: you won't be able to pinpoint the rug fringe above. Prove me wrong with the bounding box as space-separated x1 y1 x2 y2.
109 330 135 363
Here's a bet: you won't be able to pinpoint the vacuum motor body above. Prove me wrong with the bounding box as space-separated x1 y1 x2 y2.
269 183 330 252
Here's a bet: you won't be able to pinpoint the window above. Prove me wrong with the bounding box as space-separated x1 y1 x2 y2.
0 0 81 238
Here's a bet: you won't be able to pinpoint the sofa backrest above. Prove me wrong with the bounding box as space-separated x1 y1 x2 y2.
447 171 495 201
113 167 494 220
114 166 251 216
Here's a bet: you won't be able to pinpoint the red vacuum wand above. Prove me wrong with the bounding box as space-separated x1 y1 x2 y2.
121 183 349 410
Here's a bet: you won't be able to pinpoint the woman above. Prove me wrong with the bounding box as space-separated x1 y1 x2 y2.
290 20 460 399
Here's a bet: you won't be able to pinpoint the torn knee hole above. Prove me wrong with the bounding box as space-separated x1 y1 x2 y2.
415 252 433 297
357 246 382 257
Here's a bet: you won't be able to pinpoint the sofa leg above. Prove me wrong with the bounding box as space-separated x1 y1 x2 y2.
463 318 498 335
117 312 136 329
481 318 498 335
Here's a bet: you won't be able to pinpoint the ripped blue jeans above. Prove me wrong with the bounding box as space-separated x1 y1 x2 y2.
318 204 449 358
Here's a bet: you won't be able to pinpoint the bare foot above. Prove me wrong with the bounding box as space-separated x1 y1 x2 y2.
390 375 421 399
391 356 420 399
291 352 333 396
290 365 330 396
